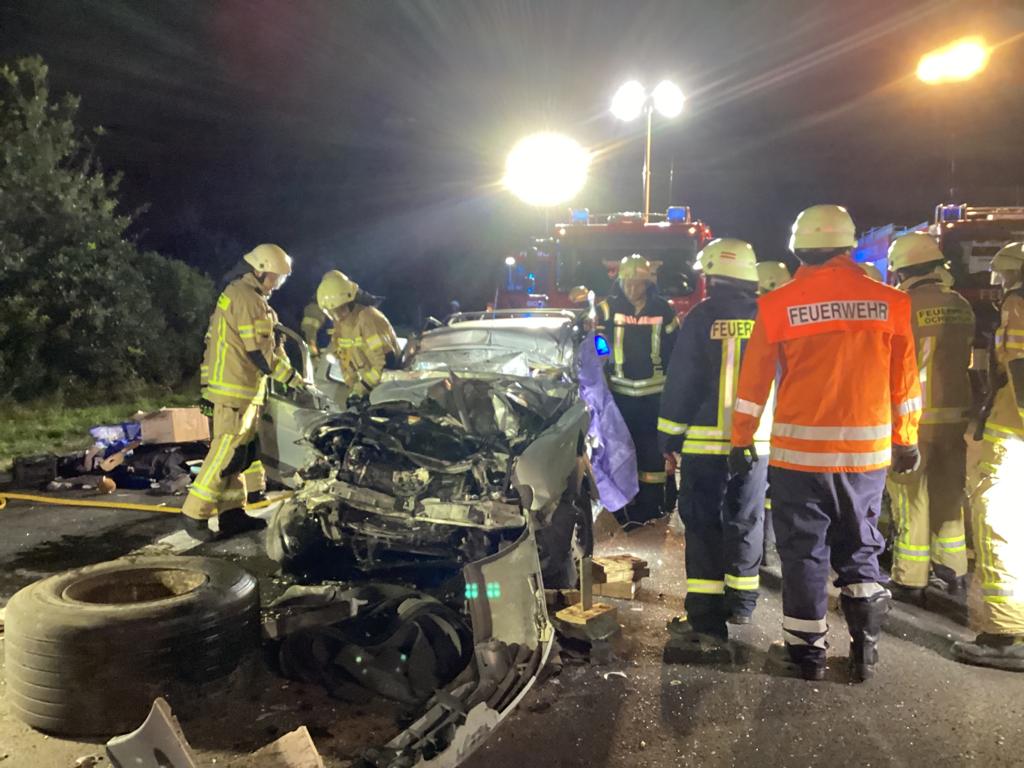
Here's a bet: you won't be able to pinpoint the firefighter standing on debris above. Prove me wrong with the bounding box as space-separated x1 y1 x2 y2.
885 233 974 605
183 244 304 540
952 241 1024 671
658 239 768 645
596 254 679 529
730 205 922 683
316 269 400 404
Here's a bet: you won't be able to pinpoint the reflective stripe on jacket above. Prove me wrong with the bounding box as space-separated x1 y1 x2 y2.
731 255 921 473
330 304 400 394
596 292 679 398
903 276 974 426
658 283 769 456
200 273 295 406
986 291 1024 443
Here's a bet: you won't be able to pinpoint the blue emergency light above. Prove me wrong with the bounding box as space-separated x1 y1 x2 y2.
667 206 689 223
571 208 590 224
940 204 965 223
594 334 610 357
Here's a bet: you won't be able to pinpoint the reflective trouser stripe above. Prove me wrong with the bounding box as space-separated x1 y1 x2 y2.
639 471 666 484
841 582 886 599
182 401 262 520
725 574 759 591
783 615 828 649
688 579 725 595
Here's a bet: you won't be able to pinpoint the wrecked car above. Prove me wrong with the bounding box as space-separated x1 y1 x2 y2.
261 310 602 767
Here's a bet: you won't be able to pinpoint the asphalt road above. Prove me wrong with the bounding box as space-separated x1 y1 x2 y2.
1 492 1023 767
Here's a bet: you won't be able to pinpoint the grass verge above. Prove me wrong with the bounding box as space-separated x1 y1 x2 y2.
0 384 198 471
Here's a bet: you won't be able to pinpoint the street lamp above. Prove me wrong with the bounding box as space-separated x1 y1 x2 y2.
916 36 991 199
503 132 591 208
917 36 990 85
611 79 686 223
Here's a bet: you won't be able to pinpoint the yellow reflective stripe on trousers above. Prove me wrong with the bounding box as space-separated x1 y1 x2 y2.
243 460 264 477
725 574 759 591
984 422 1024 442
639 471 666 484
687 579 725 595
650 323 662 372
933 535 966 553
613 324 625 378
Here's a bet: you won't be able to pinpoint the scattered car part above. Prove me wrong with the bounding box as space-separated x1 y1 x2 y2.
5 556 259 736
105 697 198 768
248 725 326 768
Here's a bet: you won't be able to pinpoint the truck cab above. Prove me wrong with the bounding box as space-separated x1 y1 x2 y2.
498 206 712 320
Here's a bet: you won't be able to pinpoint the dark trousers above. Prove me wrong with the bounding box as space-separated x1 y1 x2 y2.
679 453 768 634
770 467 886 653
613 392 665 526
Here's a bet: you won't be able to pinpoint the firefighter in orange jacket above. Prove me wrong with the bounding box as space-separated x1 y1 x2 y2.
730 205 922 683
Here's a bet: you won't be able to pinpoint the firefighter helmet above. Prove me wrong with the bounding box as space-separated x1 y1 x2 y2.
756 261 791 294
317 270 360 311
618 254 653 282
888 232 944 271
991 242 1024 288
860 262 884 282
696 238 758 283
243 244 292 276
789 205 856 251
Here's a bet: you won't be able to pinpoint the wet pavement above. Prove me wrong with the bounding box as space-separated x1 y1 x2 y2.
1 492 1023 767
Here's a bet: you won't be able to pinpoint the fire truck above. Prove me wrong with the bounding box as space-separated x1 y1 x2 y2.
855 203 1024 348
497 206 713 319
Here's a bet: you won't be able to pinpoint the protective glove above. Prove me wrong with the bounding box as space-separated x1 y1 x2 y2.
891 444 921 474
728 445 758 477
197 398 214 419
664 452 679 474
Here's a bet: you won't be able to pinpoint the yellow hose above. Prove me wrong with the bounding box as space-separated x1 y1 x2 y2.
0 492 183 514
0 491 291 514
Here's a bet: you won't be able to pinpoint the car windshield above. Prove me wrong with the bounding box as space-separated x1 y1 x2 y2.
404 318 573 377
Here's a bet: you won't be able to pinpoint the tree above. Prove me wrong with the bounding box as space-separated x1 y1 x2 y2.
0 56 215 400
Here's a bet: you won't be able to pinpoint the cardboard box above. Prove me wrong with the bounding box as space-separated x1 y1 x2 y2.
134 407 210 445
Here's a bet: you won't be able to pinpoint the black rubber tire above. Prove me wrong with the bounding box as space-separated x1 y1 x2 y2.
4 555 259 736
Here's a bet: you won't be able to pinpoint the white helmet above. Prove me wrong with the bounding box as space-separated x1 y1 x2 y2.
888 232 944 272
991 242 1024 289
756 261 791 294
696 238 758 283
243 243 292 277
789 205 856 252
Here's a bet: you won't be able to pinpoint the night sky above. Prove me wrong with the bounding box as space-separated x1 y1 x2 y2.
2 0 1023 325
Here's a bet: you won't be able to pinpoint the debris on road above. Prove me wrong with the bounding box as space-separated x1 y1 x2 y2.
105 697 198 768
592 554 649 600
240 726 325 768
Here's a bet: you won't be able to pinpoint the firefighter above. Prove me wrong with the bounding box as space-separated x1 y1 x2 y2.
658 238 767 645
316 269 400 403
596 254 679 528
756 261 791 295
183 244 303 540
730 205 922 682
885 233 974 605
952 241 1024 671
754 260 791 570
860 262 885 282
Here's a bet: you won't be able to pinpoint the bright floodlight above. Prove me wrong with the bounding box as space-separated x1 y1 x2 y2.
504 256 517 267
917 36 990 84
503 132 590 208
611 80 647 122
652 80 685 118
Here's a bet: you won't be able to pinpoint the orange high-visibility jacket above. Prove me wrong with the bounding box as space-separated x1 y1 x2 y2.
731 255 921 473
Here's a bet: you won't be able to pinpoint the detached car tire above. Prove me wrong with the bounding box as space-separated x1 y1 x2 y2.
4 556 259 736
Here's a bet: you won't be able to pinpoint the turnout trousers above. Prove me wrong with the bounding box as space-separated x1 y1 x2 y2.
886 423 968 587
770 467 887 657
968 436 1024 635
613 392 665 525
182 400 265 520
680 454 768 634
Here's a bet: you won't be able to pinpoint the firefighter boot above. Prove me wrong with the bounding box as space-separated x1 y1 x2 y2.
216 507 268 538
180 514 215 543
766 642 826 681
885 581 926 608
664 617 732 664
842 591 891 683
952 634 1024 672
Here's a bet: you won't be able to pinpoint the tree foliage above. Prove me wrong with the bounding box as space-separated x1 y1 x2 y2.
0 56 215 400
